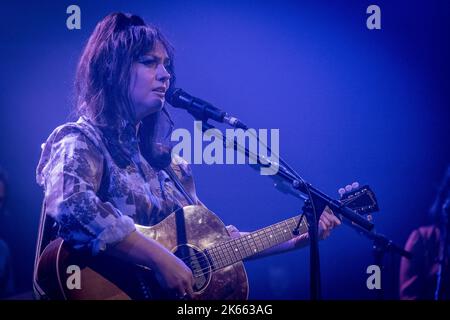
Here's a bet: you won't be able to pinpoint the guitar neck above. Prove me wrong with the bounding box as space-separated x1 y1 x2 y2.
207 215 308 270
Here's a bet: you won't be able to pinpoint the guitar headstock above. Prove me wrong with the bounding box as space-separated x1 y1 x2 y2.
339 184 379 215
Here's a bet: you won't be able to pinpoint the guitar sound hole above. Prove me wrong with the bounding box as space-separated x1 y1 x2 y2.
174 245 211 292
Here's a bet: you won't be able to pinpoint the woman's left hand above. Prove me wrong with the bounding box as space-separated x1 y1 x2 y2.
317 206 341 240
227 206 341 243
291 206 341 248
225 207 341 257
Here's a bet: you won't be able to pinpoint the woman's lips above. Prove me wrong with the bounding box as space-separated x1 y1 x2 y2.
152 90 166 98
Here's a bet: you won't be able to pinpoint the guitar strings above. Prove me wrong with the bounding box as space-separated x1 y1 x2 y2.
180 185 370 279
179 221 306 278
187 198 371 278
180 217 306 271
178 222 293 270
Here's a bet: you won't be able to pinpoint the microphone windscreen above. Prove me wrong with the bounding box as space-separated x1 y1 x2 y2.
165 87 180 105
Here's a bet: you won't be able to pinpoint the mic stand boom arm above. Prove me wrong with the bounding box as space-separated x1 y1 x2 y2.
201 122 374 230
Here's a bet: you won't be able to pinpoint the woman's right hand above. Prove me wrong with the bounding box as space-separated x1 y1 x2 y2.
153 251 195 299
106 230 194 300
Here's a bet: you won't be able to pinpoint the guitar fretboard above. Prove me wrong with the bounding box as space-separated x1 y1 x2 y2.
206 215 308 270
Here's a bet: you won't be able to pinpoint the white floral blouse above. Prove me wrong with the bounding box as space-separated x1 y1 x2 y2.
36 117 200 255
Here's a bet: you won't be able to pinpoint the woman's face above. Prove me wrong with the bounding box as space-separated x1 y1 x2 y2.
129 41 171 121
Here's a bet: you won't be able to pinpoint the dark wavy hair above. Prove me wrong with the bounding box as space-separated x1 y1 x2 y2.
74 12 176 169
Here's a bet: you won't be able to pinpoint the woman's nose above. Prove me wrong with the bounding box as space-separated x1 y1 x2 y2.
156 64 171 82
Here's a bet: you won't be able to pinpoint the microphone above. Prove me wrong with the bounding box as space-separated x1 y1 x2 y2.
165 87 248 129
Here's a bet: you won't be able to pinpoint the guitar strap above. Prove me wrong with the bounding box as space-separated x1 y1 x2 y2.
32 198 52 300
164 166 196 206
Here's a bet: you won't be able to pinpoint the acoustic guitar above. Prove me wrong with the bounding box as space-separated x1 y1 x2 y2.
34 185 378 300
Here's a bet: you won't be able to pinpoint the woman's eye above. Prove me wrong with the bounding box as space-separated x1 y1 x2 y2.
139 57 171 70
141 59 156 66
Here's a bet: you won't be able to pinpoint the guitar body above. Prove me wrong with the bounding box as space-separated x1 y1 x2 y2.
35 205 249 300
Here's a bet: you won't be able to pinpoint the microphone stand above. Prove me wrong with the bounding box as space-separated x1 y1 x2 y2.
194 119 374 300
302 199 322 299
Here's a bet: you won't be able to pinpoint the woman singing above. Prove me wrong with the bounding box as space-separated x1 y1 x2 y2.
34 12 340 300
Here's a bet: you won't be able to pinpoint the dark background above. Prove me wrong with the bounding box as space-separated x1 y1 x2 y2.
0 0 449 299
